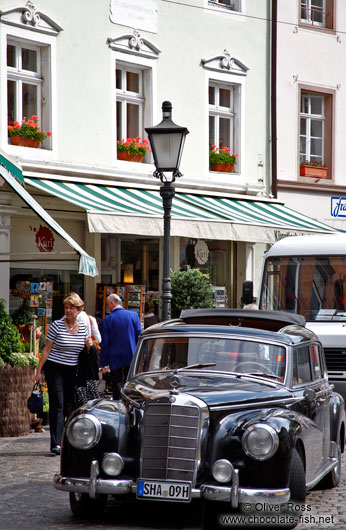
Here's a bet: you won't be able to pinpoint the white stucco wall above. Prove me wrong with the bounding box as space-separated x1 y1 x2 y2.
0 0 270 194
276 0 346 185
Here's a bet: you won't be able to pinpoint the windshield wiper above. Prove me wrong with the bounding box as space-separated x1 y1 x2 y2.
241 372 282 380
182 363 216 370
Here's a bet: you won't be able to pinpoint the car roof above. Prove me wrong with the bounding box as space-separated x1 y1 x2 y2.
142 309 314 345
180 309 306 330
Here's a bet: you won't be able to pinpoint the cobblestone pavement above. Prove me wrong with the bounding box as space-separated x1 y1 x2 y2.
0 430 345 530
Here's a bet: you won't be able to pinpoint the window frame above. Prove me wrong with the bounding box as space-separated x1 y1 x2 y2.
207 0 242 13
116 63 145 144
113 51 155 169
0 25 56 158
7 39 43 128
299 0 335 31
209 81 235 152
298 86 334 182
207 77 242 174
300 92 325 165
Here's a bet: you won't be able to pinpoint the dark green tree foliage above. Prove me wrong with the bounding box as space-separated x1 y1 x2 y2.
171 266 214 318
11 298 33 325
0 300 25 363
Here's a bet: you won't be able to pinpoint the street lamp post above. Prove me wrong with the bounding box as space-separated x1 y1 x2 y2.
145 101 189 321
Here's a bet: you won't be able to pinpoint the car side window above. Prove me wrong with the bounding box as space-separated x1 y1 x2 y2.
310 343 322 380
293 346 312 385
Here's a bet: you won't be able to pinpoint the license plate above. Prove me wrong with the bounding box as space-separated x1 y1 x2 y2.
137 479 191 502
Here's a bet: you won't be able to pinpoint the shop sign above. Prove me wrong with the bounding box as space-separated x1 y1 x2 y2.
331 196 346 218
110 0 158 33
194 240 209 265
35 225 55 253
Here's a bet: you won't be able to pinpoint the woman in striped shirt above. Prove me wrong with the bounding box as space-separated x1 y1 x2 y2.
35 292 93 455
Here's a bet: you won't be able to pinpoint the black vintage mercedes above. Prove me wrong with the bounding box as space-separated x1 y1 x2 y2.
54 310 345 529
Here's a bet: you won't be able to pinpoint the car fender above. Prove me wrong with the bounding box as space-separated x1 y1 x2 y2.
329 391 346 450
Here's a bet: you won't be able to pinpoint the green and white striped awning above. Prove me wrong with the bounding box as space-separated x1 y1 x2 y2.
24 177 338 244
0 168 98 276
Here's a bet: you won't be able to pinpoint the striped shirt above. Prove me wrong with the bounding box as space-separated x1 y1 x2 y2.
46 317 88 366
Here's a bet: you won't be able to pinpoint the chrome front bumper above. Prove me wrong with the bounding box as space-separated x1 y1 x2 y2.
54 460 290 508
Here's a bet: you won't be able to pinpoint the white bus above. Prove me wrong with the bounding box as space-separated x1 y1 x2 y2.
258 233 346 400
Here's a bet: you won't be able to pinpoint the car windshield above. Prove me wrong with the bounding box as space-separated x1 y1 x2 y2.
135 336 286 380
260 256 346 322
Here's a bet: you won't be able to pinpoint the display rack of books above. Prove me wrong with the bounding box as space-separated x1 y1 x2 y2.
10 280 54 336
95 283 145 324
127 285 145 324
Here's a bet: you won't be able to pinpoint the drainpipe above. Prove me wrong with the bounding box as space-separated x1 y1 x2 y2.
271 0 278 198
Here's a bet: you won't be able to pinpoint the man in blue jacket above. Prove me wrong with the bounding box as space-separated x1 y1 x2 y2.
100 293 142 399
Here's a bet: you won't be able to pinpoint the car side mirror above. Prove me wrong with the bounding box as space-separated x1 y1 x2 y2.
242 281 254 306
303 388 316 402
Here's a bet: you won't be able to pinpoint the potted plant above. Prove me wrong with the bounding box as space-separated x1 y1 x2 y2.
8 115 51 148
209 145 238 173
300 160 328 178
117 136 151 162
170 266 214 318
0 300 38 437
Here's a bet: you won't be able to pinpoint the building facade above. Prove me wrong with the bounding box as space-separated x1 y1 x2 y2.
276 0 346 232
0 0 334 324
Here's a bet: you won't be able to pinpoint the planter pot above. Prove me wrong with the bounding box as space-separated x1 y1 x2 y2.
210 163 234 173
10 135 40 148
300 165 328 178
0 364 34 437
117 151 143 163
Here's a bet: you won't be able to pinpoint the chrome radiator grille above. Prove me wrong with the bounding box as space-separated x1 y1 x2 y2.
140 402 201 483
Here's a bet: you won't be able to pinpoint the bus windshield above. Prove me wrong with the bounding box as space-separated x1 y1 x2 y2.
260 256 346 321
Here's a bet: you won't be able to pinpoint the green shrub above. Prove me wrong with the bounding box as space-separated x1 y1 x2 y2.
171 266 214 318
11 298 33 325
0 300 26 365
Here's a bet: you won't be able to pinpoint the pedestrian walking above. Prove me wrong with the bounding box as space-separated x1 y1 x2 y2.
143 301 161 329
100 293 142 400
35 292 93 455
77 306 102 350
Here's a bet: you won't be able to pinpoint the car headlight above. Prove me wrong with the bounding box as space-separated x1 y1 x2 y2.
66 414 102 450
212 459 234 483
102 453 124 476
242 423 279 461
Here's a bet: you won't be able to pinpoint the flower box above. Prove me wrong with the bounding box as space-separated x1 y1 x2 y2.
117 151 143 163
117 137 151 162
10 135 39 148
8 115 51 148
300 165 328 178
209 146 237 173
210 163 234 173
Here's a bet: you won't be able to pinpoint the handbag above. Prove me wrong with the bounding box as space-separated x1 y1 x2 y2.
89 315 101 351
27 383 43 415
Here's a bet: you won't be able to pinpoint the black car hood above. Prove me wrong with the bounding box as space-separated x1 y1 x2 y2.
123 370 293 408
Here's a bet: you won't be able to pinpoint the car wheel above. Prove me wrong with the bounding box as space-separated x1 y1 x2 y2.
278 449 306 530
319 436 342 489
289 448 306 503
69 492 108 518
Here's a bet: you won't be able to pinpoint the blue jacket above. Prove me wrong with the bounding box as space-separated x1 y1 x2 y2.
100 307 142 370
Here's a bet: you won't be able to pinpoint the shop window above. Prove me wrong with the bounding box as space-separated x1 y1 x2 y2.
299 89 333 179
180 238 227 287
209 81 239 163
9 268 84 327
300 0 334 30
121 239 159 292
